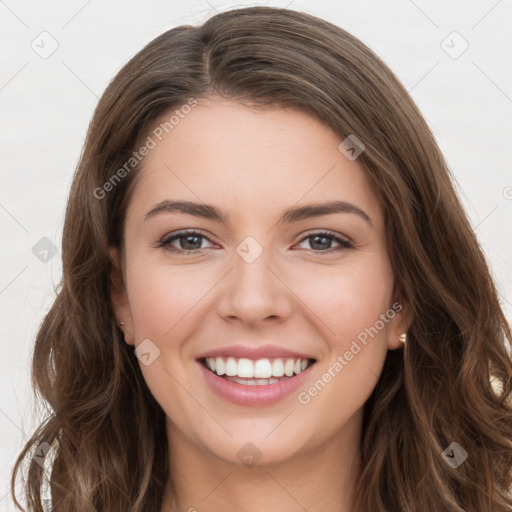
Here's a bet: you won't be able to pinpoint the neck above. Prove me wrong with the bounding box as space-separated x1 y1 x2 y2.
160 412 364 512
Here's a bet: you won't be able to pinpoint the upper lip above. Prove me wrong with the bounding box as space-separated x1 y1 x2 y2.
196 344 316 361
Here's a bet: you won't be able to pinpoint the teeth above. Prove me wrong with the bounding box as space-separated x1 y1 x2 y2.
225 357 238 376
254 359 272 378
271 359 285 377
205 356 312 379
224 376 283 385
284 359 295 377
216 358 226 376
238 358 254 378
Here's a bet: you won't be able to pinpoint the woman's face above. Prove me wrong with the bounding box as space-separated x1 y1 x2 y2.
111 98 408 467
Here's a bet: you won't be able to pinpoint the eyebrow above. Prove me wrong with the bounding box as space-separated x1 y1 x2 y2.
144 200 372 226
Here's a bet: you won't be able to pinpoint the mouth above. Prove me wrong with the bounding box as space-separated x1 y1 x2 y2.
198 356 317 386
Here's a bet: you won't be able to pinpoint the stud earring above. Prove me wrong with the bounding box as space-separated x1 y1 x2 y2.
118 321 126 327
399 333 407 343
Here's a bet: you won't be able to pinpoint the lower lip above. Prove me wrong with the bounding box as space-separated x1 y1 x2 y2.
197 360 315 406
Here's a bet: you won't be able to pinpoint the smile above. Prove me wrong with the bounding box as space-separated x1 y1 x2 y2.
201 356 314 385
197 356 317 406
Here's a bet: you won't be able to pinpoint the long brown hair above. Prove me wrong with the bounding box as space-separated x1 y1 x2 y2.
11 6 512 511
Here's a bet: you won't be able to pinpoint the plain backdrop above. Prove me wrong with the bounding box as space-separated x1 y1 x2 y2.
1 0 511 509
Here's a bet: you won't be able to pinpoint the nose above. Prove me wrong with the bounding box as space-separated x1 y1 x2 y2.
215 246 293 326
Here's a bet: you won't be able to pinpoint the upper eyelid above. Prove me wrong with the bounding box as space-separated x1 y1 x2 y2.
161 229 217 245
160 229 352 247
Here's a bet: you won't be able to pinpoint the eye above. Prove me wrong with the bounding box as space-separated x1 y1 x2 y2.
294 230 353 252
156 229 353 255
157 229 214 254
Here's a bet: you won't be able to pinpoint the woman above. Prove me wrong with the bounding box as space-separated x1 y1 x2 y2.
11 6 512 512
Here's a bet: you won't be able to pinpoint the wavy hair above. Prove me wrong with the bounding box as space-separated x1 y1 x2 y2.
11 6 512 511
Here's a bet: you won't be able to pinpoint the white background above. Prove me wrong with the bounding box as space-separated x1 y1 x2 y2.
1 0 511 509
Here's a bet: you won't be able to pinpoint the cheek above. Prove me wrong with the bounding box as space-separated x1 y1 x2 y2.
287 257 394 344
124 256 208 408
126 256 210 340
292 261 394 431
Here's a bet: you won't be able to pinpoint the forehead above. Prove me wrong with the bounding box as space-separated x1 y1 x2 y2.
125 99 383 228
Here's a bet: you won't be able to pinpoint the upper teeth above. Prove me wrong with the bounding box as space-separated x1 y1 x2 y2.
205 357 311 378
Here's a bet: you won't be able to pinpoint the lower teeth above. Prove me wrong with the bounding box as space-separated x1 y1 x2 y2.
222 375 291 386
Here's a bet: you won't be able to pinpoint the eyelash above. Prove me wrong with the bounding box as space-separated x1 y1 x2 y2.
156 229 354 255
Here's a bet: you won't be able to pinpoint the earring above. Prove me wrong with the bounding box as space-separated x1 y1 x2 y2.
118 321 126 327
399 333 407 343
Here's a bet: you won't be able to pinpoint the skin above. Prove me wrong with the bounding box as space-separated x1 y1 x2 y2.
110 98 411 512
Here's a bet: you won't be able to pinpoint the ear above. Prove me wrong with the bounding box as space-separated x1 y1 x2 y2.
386 297 413 350
109 246 135 346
